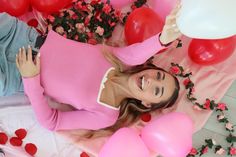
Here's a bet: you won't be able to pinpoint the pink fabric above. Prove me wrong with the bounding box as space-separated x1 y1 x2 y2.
22 30 165 131
60 35 236 156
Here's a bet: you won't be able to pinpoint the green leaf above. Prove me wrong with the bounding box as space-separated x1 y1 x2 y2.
205 139 214 148
226 134 236 143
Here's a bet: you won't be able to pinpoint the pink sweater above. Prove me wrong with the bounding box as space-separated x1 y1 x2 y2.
22 31 165 131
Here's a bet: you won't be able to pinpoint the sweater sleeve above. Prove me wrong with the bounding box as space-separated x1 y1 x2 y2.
22 75 118 131
110 33 167 66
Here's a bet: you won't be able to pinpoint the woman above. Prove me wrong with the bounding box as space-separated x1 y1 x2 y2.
0 5 181 132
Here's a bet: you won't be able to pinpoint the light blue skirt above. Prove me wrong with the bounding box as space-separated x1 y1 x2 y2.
0 13 39 96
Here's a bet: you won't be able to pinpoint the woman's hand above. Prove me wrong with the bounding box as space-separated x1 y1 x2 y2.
159 3 182 45
16 45 40 78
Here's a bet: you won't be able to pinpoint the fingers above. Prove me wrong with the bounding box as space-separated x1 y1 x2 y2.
35 53 40 69
15 53 20 69
27 45 33 62
21 46 27 63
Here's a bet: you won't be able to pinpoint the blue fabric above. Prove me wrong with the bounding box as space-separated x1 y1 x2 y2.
0 13 39 96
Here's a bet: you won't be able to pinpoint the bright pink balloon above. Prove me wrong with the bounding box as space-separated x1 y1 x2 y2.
152 0 177 21
141 112 193 157
188 36 236 65
0 0 30 17
99 128 150 157
101 0 134 8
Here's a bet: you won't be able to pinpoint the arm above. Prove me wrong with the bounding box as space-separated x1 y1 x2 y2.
23 76 118 131
16 46 118 131
109 4 182 66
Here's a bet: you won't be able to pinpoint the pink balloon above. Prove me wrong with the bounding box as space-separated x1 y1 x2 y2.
151 0 177 21
102 0 134 8
141 112 193 157
99 128 150 157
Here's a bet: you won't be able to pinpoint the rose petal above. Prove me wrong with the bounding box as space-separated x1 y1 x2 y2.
15 128 27 140
0 132 8 145
80 152 90 157
10 137 22 146
25 143 38 156
140 113 152 122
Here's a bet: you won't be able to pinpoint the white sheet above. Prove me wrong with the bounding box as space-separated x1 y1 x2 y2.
0 101 83 157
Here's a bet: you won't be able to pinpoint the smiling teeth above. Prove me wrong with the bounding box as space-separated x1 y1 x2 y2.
141 76 144 90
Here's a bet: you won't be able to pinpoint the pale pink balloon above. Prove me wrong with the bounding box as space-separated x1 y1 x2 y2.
99 128 150 157
141 112 193 157
102 0 134 8
151 0 177 21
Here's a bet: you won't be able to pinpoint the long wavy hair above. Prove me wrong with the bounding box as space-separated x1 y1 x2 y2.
72 48 180 139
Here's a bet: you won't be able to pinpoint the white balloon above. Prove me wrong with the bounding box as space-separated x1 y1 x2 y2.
176 0 236 39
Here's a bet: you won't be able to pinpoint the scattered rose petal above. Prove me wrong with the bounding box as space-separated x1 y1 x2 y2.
140 113 152 122
0 132 8 145
27 19 38 28
25 143 37 156
15 128 27 140
80 152 90 157
10 137 22 146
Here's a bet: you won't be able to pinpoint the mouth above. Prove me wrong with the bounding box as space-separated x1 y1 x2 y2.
137 76 145 90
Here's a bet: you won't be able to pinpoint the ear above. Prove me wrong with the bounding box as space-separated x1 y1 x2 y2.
141 101 151 108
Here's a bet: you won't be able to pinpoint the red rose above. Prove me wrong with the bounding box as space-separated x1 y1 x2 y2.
169 66 181 75
47 15 55 23
102 4 112 14
203 99 211 110
88 39 97 45
230 147 236 155
183 78 190 86
202 146 208 154
115 10 121 18
189 148 198 155
216 103 227 111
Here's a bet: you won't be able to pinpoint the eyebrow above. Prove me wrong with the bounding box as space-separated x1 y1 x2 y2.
162 72 165 80
160 87 164 97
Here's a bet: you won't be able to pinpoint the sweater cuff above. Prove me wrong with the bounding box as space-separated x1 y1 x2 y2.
22 75 42 94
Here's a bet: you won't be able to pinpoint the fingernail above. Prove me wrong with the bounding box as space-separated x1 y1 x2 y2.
19 48 21 51
28 45 31 49
22 46 25 50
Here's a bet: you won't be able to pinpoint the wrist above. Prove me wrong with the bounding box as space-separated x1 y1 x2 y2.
158 33 173 47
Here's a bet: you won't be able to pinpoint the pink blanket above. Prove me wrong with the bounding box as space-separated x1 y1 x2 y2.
58 33 236 156
23 6 236 157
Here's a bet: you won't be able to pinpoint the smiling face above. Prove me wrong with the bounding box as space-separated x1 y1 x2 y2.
127 69 176 106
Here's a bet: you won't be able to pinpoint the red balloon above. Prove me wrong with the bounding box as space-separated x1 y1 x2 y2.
0 0 30 17
124 7 164 45
31 0 72 13
188 36 236 65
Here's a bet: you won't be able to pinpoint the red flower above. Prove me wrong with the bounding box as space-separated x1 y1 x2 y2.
169 66 181 75
84 17 90 26
72 14 78 20
114 10 121 18
0 132 8 145
216 103 227 111
131 4 137 10
47 15 55 23
230 147 236 155
95 26 104 36
202 146 208 154
203 99 211 110
90 0 101 5
103 4 112 14
189 148 198 155
88 39 97 45
80 152 90 157
183 78 191 86
108 21 116 27
25 143 37 156
140 113 152 122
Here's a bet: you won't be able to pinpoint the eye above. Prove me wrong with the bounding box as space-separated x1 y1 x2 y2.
157 72 161 80
155 87 160 96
